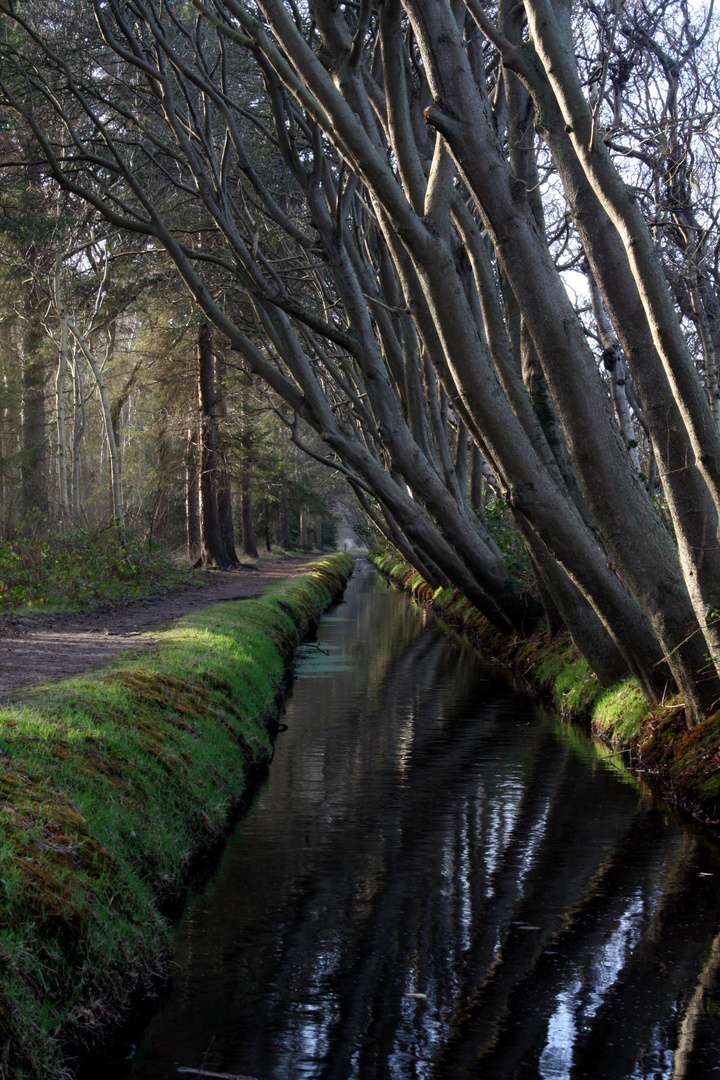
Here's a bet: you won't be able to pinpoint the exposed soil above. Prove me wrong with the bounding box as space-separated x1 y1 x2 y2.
0 554 319 702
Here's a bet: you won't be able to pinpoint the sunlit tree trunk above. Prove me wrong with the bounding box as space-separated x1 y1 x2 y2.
71 348 85 521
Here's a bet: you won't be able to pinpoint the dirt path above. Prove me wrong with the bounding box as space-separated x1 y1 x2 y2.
0 555 319 702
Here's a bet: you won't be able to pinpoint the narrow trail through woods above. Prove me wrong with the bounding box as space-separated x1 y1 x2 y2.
0 554 318 701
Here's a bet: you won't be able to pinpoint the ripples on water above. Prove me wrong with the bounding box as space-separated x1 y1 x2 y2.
102 561 720 1079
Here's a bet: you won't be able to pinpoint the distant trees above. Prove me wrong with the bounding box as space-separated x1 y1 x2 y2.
1 0 719 724
0 137 338 557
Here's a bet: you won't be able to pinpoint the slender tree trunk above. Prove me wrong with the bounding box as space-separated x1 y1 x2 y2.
470 443 485 516
585 265 640 472
197 321 230 567
71 349 85 521
238 381 257 558
62 311 123 524
55 279 70 520
278 491 292 549
525 0 720 519
517 49 720 706
185 426 201 564
264 500 272 553
240 471 258 558
21 293 48 520
300 505 309 551
216 348 239 564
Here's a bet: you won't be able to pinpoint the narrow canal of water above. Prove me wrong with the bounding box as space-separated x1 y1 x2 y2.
114 560 720 1079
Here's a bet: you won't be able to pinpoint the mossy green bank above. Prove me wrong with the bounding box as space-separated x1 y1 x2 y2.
0 552 353 1079
371 549 720 830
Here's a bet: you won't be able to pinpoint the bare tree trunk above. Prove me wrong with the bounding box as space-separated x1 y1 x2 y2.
54 271 70 521
238 380 257 558
402 0 719 720
300 505 309 551
525 0 720 519
215 347 239 564
518 49 720 705
185 426 201 564
197 321 231 568
264 500 272 553
470 443 485 516
239 472 258 558
0 323 20 536
59 303 123 525
454 420 469 508
278 491 292 550
21 293 48 520
71 348 85 521
585 264 640 472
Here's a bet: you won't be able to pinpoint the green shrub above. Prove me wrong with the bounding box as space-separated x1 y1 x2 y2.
0 526 197 613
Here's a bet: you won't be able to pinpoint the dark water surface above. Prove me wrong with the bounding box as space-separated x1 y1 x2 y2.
116 561 720 1079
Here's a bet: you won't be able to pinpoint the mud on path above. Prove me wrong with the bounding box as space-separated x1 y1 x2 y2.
0 554 319 702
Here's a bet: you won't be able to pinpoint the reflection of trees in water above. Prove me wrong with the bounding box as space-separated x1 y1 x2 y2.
133 572 720 1080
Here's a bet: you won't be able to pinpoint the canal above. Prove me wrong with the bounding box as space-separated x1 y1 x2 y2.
106 560 720 1078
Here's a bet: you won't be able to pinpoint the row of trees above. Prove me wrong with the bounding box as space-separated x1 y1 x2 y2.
0 0 719 725
0 178 341 557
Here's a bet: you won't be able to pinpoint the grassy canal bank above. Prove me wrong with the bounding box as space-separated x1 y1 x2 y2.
0 551 353 1080
371 549 720 831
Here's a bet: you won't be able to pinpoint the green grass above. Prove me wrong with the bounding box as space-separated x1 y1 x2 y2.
592 679 650 742
0 551 353 1079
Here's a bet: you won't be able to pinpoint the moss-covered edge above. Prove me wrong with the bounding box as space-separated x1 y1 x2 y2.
371 550 720 830
0 552 354 1080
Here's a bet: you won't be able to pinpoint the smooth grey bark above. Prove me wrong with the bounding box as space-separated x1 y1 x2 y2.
402 0 718 720
523 529 629 686
71 348 85 521
524 0 720 522
507 38 720 698
300 170 538 633
585 264 641 471
54 256 70 520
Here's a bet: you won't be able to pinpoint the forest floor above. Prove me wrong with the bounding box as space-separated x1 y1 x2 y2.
0 553 318 700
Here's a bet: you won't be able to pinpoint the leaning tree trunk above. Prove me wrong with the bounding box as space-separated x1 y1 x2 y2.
400 0 719 722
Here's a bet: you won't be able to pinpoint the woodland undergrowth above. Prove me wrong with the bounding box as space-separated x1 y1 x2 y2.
0 522 198 614
0 551 353 1080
